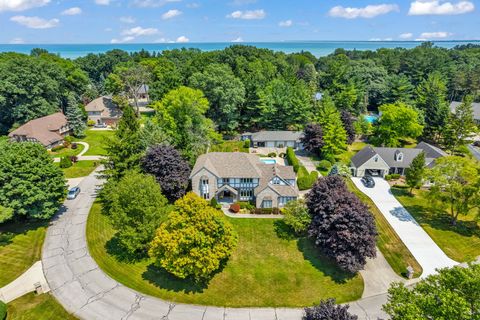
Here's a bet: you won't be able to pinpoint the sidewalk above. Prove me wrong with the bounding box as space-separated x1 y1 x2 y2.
0 261 49 303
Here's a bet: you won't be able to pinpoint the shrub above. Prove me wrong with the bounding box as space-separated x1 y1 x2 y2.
328 163 351 177
267 152 277 158
50 145 64 152
71 142 78 150
230 203 240 213
59 156 72 169
297 170 319 191
64 135 73 143
279 152 286 158
87 119 96 126
317 159 332 171
236 201 255 210
304 299 357 320
286 147 300 172
210 197 220 209
283 199 311 234
252 208 281 215
385 174 401 180
0 300 6 320
149 193 237 282
243 139 250 149
69 156 78 163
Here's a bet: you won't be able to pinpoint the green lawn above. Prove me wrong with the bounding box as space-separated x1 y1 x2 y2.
58 160 98 178
73 129 115 156
209 140 249 153
48 144 85 158
6 293 76 320
87 202 363 307
0 221 47 287
345 179 423 278
337 141 367 165
392 187 480 262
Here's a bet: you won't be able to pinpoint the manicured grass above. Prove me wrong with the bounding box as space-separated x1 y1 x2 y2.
73 129 114 156
87 202 363 307
337 141 367 165
58 160 98 178
209 140 249 153
6 293 76 320
392 187 480 262
0 221 47 287
345 179 423 278
48 144 85 158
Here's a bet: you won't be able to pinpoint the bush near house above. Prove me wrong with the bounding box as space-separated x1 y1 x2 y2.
210 198 221 209
267 152 277 158
59 156 72 169
385 174 401 181
0 300 6 320
230 203 241 213
235 201 255 211
297 166 319 191
286 147 300 172
317 160 332 171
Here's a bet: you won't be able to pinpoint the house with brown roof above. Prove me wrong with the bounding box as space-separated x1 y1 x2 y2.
8 112 71 149
85 96 122 126
190 152 298 208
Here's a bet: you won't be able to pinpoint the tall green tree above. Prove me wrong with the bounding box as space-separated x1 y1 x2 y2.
427 156 480 225
415 73 449 143
405 152 425 194
152 86 219 162
381 74 414 105
383 263 480 319
258 78 313 130
373 102 424 147
103 171 169 257
316 96 347 159
189 63 245 133
0 140 66 222
443 95 477 154
65 94 86 137
104 102 143 180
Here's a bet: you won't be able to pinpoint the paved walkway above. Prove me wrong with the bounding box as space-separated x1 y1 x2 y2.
42 168 398 320
352 177 458 278
0 261 50 303
77 142 89 157
468 144 480 161
294 151 319 175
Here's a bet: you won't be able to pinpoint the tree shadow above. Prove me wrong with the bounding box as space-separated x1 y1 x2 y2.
105 234 148 263
0 219 49 247
297 237 357 284
273 220 298 240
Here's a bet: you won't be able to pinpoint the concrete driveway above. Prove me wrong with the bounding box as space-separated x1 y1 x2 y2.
352 177 458 278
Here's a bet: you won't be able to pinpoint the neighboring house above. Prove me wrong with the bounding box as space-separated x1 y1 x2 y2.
137 84 149 101
450 101 480 125
8 112 71 149
190 152 299 208
350 141 446 177
241 131 304 149
85 96 122 126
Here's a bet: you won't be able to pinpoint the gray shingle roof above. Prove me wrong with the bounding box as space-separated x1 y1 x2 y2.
350 145 377 167
450 101 480 120
190 152 263 178
416 141 447 159
373 147 422 168
250 131 303 142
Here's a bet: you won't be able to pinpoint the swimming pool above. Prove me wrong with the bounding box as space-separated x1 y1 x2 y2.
364 114 379 123
260 158 277 165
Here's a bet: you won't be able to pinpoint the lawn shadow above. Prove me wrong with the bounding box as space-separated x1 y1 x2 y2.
105 234 148 263
297 237 357 284
273 220 298 240
141 264 210 294
0 219 49 247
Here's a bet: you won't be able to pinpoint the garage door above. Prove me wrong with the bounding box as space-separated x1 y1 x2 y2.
365 169 384 177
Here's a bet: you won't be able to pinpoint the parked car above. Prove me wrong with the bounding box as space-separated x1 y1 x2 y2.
67 186 81 200
94 123 108 128
361 176 375 188
473 141 480 147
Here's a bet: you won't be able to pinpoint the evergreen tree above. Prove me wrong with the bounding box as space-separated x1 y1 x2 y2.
443 95 477 154
405 152 425 194
65 94 86 137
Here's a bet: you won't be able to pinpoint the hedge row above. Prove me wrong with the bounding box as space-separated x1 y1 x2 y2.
297 166 319 191
286 147 300 172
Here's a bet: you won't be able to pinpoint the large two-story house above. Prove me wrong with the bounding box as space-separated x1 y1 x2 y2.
190 152 299 208
85 96 122 126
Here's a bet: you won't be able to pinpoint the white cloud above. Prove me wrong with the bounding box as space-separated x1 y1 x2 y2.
154 37 167 43
419 31 453 38
61 7 82 15
408 0 474 15
133 0 180 8
10 15 59 29
111 36 135 43
162 9 182 19
279 19 293 27
0 0 50 12
329 4 399 19
399 32 413 39
9 37 25 44
176 35 189 43
231 37 244 42
186 2 200 8
95 0 110 5
120 16 136 23
122 26 158 36
227 9 266 19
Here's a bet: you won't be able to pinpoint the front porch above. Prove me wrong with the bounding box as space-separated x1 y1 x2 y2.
216 184 239 205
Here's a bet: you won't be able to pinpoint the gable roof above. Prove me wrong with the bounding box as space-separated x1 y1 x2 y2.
450 101 480 120
249 131 303 142
190 152 263 178
373 147 422 168
8 112 67 147
416 141 447 159
85 96 121 119
351 145 377 167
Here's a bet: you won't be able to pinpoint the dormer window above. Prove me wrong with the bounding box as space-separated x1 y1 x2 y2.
395 151 403 162
374 156 379 162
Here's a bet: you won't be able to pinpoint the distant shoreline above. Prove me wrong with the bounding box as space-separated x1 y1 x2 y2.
1 40 479 59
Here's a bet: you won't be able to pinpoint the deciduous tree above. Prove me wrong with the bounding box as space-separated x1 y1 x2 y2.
301 124 324 156
340 110 355 145
304 299 358 320
443 95 477 154
282 199 311 234
149 192 237 282
316 96 347 159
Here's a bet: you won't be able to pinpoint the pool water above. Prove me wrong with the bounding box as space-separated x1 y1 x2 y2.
261 159 277 165
364 114 379 123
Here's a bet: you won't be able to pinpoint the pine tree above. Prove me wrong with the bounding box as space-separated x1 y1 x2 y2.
405 152 425 194
65 94 86 137
443 95 477 154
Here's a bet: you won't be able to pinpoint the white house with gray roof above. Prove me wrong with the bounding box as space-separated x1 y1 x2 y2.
241 131 304 149
190 152 299 208
350 142 446 178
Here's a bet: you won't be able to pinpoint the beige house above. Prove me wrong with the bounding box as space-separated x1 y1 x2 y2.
190 152 299 208
8 112 71 149
85 96 122 126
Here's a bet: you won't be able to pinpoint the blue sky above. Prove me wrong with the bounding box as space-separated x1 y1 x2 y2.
0 0 478 44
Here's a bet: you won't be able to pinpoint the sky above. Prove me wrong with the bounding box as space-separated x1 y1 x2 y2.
0 0 479 44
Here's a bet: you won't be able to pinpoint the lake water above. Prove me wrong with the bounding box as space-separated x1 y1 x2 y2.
0 41 479 59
